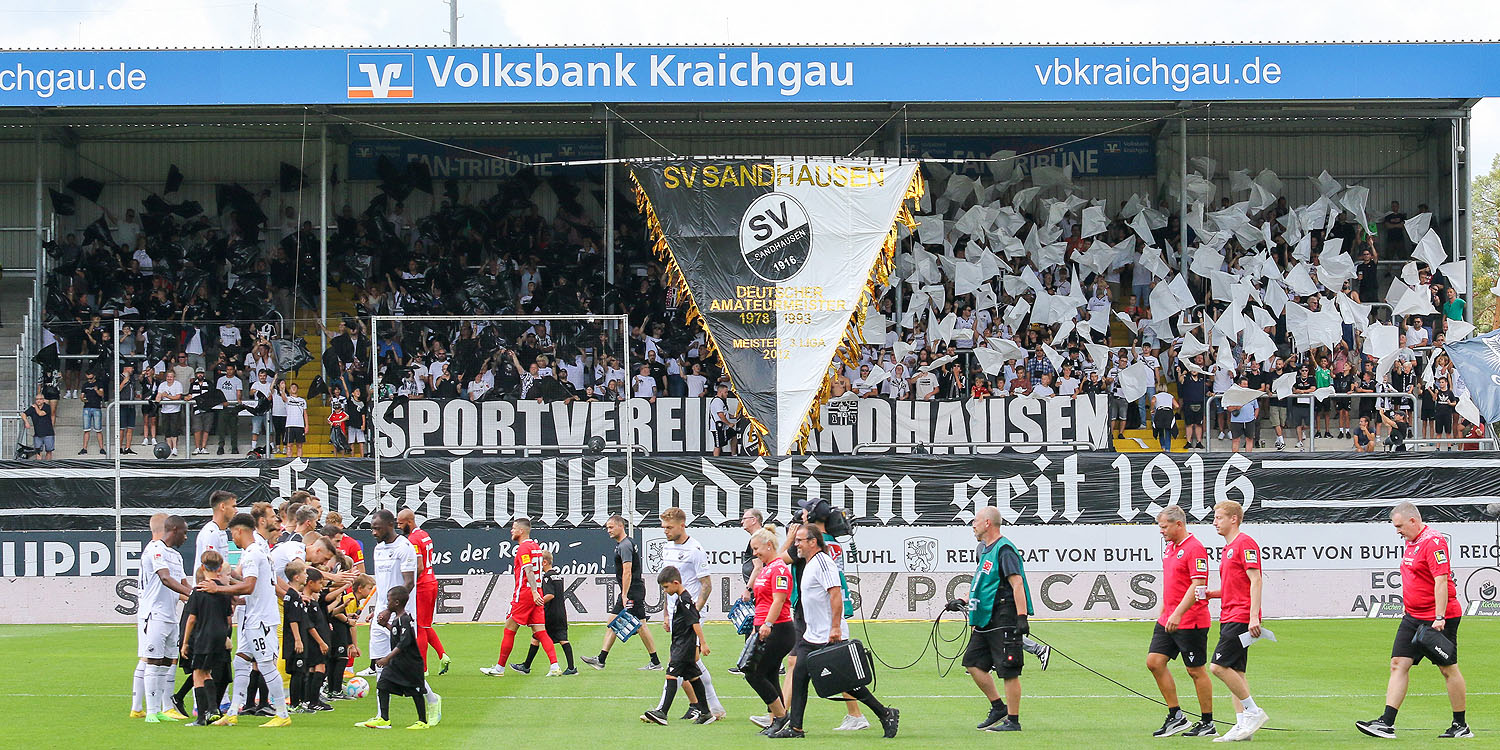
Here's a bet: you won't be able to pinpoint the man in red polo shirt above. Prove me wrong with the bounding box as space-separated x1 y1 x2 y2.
398 509 451 676
1147 506 1216 738
1356 502 1472 739
1205 499 1268 742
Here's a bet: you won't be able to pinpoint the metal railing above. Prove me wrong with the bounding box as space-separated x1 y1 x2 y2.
404 442 651 458
1403 437 1500 451
854 440 1097 453
1206 391 1419 452
0 412 25 454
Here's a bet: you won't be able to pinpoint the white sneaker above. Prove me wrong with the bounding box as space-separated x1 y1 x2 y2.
749 715 773 728
1212 723 1247 742
545 664 563 677
356 667 377 677
1240 708 1268 737
834 714 871 731
170 449 178 457
479 665 505 677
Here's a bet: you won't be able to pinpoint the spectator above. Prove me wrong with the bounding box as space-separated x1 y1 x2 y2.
79 370 106 455
22 395 55 459
215 363 243 454
155 369 185 457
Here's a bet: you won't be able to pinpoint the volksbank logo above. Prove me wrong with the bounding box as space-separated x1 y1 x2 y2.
347 53 414 99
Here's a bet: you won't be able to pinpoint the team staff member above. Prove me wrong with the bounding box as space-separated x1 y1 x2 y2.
397 509 452 675
1356 503 1473 739
1204 500 1268 742
1147 506 1216 738
951 506 1030 733
583 515 662 670
745 528 795 735
771 526 899 739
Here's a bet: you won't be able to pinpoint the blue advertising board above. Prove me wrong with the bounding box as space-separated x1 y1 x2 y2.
905 135 1156 177
0 44 1493 107
348 138 607 180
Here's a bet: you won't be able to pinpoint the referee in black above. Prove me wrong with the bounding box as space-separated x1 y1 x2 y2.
583 515 661 670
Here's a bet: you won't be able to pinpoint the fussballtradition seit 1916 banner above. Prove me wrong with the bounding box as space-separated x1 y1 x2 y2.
630 158 924 455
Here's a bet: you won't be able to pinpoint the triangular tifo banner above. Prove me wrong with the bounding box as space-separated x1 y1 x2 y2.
631 158 923 454
1445 330 1500 423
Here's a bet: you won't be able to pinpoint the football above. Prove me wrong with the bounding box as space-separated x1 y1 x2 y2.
343 676 369 699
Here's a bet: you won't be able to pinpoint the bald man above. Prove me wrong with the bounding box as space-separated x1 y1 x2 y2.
950 506 1034 733
397 509 450 674
131 513 169 718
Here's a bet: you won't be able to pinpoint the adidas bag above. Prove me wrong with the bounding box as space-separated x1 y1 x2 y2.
807 639 874 699
1412 623 1458 666
736 633 766 673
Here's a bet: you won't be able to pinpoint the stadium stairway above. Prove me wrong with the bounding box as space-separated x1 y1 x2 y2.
278 289 362 458
0 276 28 412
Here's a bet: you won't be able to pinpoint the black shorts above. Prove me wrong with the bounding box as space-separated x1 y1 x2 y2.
1392 614 1461 665
1149 623 1209 668
607 584 648 619
190 649 229 673
544 621 569 643
666 654 701 680
1183 402 1205 425
1289 405 1311 427
287 427 306 443
962 624 1024 679
158 411 183 437
1212 622 1251 672
1229 421 1252 439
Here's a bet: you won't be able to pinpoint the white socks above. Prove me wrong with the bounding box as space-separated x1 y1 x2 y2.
132 661 147 712
144 664 167 714
1241 696 1258 713
695 660 723 714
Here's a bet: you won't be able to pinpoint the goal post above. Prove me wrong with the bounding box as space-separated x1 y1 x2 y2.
368 313 636 521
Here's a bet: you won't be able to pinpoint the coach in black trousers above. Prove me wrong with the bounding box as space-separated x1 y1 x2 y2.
770 526 898 739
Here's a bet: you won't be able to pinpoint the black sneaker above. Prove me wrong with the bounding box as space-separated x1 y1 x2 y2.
1154 712 1192 738
510 663 531 675
985 718 1021 732
694 710 718 725
1438 722 1474 739
767 726 806 738
581 656 605 670
641 709 668 725
1034 641 1050 671
727 666 744 675
762 716 789 736
561 667 578 676
977 705 1007 730
1355 718 1396 739
253 703 277 717
1183 720 1217 737
171 693 189 718
880 707 900 738
682 708 700 721
310 701 334 712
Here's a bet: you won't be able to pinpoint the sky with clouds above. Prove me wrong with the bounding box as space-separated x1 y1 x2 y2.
1 0 1497 171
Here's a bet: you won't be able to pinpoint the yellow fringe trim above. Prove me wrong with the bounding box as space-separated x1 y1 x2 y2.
629 165 926 455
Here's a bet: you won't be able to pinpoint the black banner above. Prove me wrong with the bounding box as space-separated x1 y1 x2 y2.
373 395 1111 457
2 453 1496 531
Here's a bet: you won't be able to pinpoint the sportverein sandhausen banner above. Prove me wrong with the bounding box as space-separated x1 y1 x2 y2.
630 158 923 454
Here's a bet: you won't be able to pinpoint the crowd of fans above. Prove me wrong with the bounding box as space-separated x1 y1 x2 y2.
24 157 1483 457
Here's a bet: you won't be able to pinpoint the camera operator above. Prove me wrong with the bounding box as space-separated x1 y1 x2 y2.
947 506 1033 733
1380 407 1411 452
710 383 737 456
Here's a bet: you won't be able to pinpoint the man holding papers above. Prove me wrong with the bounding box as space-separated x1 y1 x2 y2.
1204 500 1268 742
1146 506 1217 738
1355 503 1472 740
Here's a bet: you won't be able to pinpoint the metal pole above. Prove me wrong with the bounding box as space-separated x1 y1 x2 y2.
1308 399 1316 452
604 116 615 293
32 128 43 363
113 316 121 553
448 0 458 45
320 123 329 347
1457 115 1474 325
371 317 380 505
622 318 634 523
1179 116 1188 260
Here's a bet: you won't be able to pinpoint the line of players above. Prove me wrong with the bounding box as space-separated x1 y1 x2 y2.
128 491 454 729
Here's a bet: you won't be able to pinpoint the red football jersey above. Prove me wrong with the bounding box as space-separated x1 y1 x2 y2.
753 558 794 626
1402 525 1461 620
1160 534 1211 629
410 528 437 585
1218 532 1261 624
338 535 364 568
511 538 543 603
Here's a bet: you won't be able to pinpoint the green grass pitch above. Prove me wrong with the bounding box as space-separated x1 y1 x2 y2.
3 618 1493 747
